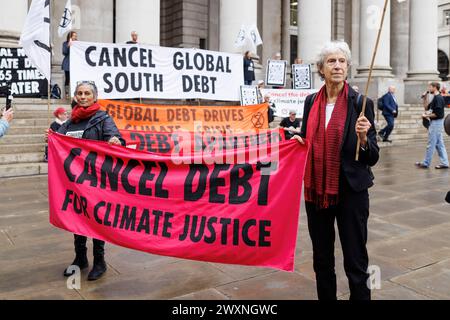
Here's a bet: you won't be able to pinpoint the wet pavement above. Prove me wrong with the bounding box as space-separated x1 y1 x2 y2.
0 140 449 300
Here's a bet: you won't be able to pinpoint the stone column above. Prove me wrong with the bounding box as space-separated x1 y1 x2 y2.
356 0 393 78
406 0 439 81
219 0 257 54
281 0 291 63
259 0 281 62
298 0 331 87
404 0 440 103
350 0 360 79
298 0 331 63
390 0 409 79
116 0 160 45
0 0 28 47
208 0 220 51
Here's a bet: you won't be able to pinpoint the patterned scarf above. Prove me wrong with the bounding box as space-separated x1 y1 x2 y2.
71 103 101 124
304 83 349 209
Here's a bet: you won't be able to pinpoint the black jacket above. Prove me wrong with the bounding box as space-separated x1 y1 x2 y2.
243 58 255 82
50 121 62 132
58 110 126 146
300 86 379 192
428 94 446 120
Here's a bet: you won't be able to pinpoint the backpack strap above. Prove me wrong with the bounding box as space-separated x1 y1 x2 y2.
356 93 363 114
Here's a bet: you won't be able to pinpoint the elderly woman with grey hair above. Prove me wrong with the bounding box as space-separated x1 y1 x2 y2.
293 41 379 300
47 81 125 281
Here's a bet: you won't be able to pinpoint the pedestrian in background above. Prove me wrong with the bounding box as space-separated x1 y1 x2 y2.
243 51 255 85
273 52 282 60
416 82 449 169
257 80 265 103
44 107 68 162
378 86 398 143
279 110 300 139
294 57 303 64
262 94 276 126
62 31 77 99
126 31 138 44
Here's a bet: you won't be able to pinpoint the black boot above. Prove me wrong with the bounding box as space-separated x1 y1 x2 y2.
63 235 89 277
88 239 107 281
87 255 107 281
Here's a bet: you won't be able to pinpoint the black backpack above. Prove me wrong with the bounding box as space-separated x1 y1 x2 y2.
51 84 61 99
377 97 384 110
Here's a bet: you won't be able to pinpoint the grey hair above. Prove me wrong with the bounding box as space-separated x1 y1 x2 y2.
316 41 352 76
74 81 98 101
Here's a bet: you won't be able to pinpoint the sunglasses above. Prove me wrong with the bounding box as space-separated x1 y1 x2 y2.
77 80 95 86
76 80 96 86
75 81 98 94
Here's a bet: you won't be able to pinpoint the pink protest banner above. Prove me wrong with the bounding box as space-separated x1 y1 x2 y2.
47 133 309 271
119 128 286 155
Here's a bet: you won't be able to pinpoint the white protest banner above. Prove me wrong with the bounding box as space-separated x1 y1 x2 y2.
234 25 263 54
234 25 247 48
266 60 287 87
58 0 73 38
249 25 263 47
240 85 259 106
292 64 312 90
70 41 244 101
19 0 51 81
260 88 318 118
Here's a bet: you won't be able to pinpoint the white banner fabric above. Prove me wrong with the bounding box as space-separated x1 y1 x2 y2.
71 41 244 101
260 89 318 118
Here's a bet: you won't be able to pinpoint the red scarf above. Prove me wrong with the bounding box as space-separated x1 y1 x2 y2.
304 83 349 209
71 103 101 124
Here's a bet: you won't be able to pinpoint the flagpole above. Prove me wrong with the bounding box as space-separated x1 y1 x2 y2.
355 0 389 161
47 0 52 127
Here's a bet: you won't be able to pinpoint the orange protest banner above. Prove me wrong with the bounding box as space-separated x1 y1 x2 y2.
98 100 269 133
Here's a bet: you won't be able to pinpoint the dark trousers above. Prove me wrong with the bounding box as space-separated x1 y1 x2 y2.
244 80 253 85
64 71 70 86
74 234 105 257
305 177 371 300
379 114 395 140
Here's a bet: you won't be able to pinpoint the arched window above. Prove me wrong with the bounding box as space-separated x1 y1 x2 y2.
438 49 449 81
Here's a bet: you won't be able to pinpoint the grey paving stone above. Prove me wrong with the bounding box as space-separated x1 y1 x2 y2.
171 288 230 300
383 209 450 230
370 281 432 300
76 260 235 300
390 259 450 300
216 271 317 300
208 263 277 282
1 142 450 300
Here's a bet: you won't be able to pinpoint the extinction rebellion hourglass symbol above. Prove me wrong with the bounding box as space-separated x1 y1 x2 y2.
60 6 72 29
251 112 265 129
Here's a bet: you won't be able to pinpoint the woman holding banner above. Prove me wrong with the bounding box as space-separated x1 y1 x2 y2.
48 81 125 281
293 41 379 300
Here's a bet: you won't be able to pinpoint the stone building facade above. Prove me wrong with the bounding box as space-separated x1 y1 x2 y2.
0 0 446 103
